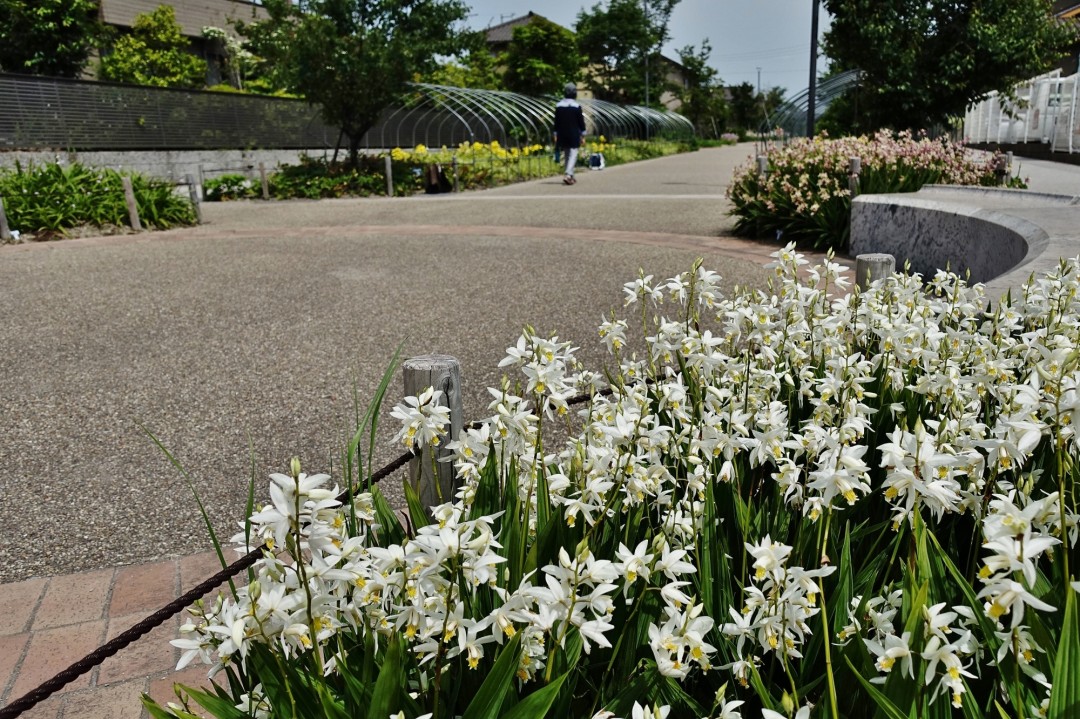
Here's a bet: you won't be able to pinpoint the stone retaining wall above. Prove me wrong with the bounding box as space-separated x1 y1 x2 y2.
850 185 1080 301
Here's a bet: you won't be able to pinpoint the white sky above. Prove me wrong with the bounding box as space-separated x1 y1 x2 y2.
463 0 832 96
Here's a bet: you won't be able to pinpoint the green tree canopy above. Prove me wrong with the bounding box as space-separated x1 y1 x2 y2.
502 16 581 97
823 0 1077 132
240 0 472 166
99 5 208 88
0 0 102 77
673 40 729 138
575 0 680 105
425 31 504 90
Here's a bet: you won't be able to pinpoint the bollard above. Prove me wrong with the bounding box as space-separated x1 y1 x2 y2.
452 156 459 193
0 196 10 241
403 355 463 514
756 154 768 177
184 174 203 225
385 154 394 197
848 156 861 196
855 253 895 290
121 176 142 231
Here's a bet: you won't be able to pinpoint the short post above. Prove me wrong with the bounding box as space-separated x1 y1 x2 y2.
756 154 768 177
848 156 861 196
855 253 895 290
258 162 270 200
184 174 203 225
121 176 142 231
404 355 463 513
0 196 11 242
451 156 459 193
385 154 394 197
993 154 1009 185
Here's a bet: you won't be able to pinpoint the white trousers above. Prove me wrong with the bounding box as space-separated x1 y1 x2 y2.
564 147 579 177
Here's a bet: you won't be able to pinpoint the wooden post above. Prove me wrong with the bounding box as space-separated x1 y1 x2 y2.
185 174 202 225
756 154 768 177
0 196 11 242
452 156 459 193
848 156 861 196
403 355 463 513
856 253 895 290
259 162 270 200
121 176 142 231
385 154 394 197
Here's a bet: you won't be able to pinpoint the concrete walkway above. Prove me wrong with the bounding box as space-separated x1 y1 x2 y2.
3 145 1080 719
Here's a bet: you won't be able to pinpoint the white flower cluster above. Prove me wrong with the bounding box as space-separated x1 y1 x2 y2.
169 245 1080 718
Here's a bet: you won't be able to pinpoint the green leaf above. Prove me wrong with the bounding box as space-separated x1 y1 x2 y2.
1048 588 1080 719
366 636 404 719
183 685 248 719
403 474 431 530
844 656 909 719
461 634 522 719
500 670 568 719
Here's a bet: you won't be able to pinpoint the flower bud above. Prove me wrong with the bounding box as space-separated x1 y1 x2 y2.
290 456 302 479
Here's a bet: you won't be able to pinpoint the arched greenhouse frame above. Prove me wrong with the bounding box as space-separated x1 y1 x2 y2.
360 83 695 150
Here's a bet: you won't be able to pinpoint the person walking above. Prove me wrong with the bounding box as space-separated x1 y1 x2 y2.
554 82 586 185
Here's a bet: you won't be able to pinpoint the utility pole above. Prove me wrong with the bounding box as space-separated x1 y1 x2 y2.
807 0 820 137
643 0 651 139
757 67 761 95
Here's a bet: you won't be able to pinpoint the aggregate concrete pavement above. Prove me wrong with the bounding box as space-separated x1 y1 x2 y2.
0 145 779 585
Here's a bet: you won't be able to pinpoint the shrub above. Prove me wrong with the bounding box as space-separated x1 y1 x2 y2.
268 156 387 199
147 248 1079 719
727 130 1023 251
0 161 196 237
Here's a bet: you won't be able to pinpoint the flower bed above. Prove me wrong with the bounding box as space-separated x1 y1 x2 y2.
148 248 1079 719
0 162 197 241
726 131 1022 252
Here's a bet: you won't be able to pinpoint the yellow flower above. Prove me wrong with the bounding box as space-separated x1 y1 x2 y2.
414 144 427 154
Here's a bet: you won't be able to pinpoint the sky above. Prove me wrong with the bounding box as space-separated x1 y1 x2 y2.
463 0 832 97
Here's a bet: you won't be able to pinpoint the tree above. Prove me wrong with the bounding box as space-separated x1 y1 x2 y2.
0 0 103 77
239 0 471 167
425 31 504 90
575 0 680 105
673 41 729 138
822 0 1077 132
99 5 208 88
502 16 581 97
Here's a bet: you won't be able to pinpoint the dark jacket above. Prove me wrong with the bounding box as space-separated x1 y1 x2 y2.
554 99 586 149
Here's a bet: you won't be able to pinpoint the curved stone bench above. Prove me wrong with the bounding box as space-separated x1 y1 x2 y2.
849 186 1080 301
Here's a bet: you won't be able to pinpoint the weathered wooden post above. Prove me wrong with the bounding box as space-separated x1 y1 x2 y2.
258 162 270 200
0 196 11 242
403 355 463 513
756 154 768 177
385 154 394 197
185 174 203 225
121 176 142 231
451 156 459 193
848 156 861 197
856 253 895 290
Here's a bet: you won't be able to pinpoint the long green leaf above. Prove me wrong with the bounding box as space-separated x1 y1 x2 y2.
499 671 568 719
844 656 910 719
461 634 522 719
1048 588 1080 718
366 636 404 719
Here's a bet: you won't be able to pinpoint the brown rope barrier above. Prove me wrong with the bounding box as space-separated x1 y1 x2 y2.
0 386 614 719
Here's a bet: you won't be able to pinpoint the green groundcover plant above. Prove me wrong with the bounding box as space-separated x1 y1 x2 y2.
203 139 692 201
727 131 1023 252
0 161 197 238
146 248 1079 719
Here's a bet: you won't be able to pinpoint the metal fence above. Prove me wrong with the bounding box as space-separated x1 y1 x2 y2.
0 73 694 154
0 73 338 151
964 69 1080 154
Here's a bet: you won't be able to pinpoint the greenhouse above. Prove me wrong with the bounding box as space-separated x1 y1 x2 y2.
359 83 696 149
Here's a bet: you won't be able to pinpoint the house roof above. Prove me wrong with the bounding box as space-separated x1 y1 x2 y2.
99 0 267 38
1053 1 1080 17
484 12 548 44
